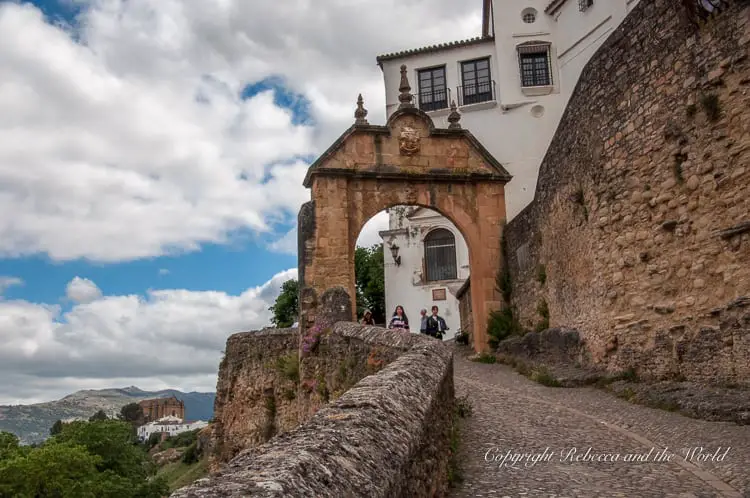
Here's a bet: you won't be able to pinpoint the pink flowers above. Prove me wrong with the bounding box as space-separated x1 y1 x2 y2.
301 323 329 356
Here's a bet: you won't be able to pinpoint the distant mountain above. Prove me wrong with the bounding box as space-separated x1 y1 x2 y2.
0 387 215 445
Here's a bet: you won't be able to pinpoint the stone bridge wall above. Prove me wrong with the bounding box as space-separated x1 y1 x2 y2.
188 322 454 497
504 0 750 384
208 327 301 467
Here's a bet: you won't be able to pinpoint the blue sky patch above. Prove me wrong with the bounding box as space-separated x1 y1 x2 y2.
242 77 314 126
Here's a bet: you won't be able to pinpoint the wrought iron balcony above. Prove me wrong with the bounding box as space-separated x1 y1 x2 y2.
418 87 451 112
457 80 496 107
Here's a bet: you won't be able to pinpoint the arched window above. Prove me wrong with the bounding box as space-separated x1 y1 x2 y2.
424 228 458 281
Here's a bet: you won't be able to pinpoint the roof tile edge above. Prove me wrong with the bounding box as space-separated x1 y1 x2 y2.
375 36 494 66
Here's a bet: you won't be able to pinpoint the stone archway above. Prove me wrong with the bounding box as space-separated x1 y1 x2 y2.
297 66 511 352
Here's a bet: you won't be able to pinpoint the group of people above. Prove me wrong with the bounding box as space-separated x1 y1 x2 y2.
360 305 449 340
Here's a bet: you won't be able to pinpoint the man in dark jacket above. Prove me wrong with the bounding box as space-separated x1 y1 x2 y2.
425 306 449 340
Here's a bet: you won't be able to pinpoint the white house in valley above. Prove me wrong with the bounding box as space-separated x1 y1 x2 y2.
379 207 469 341
375 0 643 335
137 416 208 442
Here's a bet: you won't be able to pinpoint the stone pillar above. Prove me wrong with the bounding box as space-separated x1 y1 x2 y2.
297 178 354 333
469 184 507 352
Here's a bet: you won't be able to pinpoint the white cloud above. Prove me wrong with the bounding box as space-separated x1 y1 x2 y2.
65 276 103 304
357 211 390 248
158 268 170 276
0 0 484 402
268 227 297 255
0 268 297 404
0 0 480 262
0 276 23 295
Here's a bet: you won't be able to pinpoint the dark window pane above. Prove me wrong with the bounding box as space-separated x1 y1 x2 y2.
460 58 493 105
417 66 448 111
519 49 551 86
424 229 457 282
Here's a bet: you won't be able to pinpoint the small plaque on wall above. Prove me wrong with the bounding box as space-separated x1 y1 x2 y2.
432 288 447 301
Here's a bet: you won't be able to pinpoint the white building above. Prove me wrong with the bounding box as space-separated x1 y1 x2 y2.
379 207 469 341
377 0 642 220
375 0 641 335
137 416 208 441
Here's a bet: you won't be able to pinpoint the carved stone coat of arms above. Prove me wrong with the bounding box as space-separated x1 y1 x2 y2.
399 127 420 155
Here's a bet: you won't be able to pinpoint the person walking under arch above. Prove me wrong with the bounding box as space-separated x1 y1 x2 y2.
425 305 449 340
388 305 410 331
419 308 428 334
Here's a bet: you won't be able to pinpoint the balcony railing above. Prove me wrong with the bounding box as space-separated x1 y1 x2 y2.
457 80 496 107
418 87 451 112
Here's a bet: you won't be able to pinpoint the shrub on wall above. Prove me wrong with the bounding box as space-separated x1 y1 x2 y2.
535 299 550 332
486 307 523 348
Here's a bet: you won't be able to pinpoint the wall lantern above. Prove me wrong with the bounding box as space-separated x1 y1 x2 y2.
389 243 401 266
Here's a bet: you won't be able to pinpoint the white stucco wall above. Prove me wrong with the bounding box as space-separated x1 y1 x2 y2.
379 207 469 341
379 0 641 220
376 0 642 341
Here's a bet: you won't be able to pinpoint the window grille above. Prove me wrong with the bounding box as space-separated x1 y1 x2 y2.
517 44 552 87
424 229 458 281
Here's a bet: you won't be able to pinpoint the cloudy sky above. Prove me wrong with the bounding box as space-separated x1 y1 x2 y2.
0 0 482 404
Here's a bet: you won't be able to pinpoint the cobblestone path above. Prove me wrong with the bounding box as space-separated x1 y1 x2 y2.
450 349 750 498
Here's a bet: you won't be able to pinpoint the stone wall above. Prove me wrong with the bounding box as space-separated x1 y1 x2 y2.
173 323 454 498
209 308 403 469
504 0 750 385
209 328 301 467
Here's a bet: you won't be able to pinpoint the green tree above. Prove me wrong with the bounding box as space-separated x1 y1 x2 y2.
0 432 21 462
0 422 168 498
50 419 64 436
54 420 146 481
89 410 108 422
269 279 299 328
0 443 102 498
355 244 386 324
146 432 161 450
119 402 144 426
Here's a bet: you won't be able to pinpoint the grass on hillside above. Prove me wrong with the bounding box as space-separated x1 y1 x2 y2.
157 459 208 492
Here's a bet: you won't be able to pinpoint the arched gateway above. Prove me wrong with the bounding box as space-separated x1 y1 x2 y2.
297 66 511 352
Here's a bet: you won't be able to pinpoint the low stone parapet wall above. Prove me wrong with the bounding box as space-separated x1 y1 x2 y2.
173 322 454 498
209 327 301 467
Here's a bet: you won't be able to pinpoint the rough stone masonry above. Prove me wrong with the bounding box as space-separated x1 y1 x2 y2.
172 322 454 498
504 0 750 385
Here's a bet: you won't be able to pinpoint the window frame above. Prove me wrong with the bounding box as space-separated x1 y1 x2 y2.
460 57 494 106
417 65 449 112
424 228 458 282
517 43 553 88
